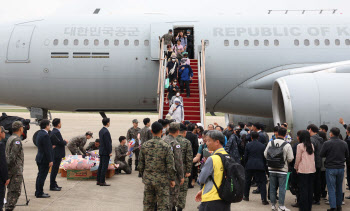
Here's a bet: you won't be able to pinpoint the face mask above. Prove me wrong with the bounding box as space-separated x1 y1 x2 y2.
172 59 175 62
187 33 190 35
173 83 177 85
176 93 180 96
162 128 166 133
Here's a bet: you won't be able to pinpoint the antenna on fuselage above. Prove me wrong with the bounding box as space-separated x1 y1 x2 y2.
93 8 101 14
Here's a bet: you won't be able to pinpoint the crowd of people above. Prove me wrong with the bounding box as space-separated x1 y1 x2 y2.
1 115 350 211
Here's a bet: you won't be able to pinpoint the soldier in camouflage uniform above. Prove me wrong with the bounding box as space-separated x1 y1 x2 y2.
161 29 175 46
163 122 184 211
85 139 100 153
5 121 24 211
138 121 176 211
67 131 93 155
176 124 193 211
126 119 141 170
114 136 131 174
140 118 153 146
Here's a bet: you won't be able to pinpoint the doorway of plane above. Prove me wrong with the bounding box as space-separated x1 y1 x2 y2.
173 27 194 59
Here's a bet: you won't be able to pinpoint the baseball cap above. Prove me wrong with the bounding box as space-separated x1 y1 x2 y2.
0 126 8 133
12 121 23 131
86 131 93 138
169 29 173 32
132 119 138 123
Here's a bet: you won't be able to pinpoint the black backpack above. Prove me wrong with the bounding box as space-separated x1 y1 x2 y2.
266 140 287 168
210 153 245 203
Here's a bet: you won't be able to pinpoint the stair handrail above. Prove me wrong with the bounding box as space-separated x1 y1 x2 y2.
198 40 207 127
157 39 166 119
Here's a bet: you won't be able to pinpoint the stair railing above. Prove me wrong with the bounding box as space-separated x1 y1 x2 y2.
198 40 207 126
157 39 167 119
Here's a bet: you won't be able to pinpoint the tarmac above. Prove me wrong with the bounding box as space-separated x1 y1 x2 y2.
1 112 341 211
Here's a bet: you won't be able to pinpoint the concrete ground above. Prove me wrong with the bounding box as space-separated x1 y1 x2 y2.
1 112 341 211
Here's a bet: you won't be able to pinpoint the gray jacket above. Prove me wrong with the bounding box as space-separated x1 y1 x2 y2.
311 134 323 169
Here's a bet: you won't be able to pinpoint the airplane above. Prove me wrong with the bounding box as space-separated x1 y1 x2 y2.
0 9 350 136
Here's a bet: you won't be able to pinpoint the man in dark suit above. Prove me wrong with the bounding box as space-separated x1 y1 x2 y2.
50 118 68 191
243 131 269 205
185 123 198 188
0 126 9 211
97 118 112 186
35 119 53 198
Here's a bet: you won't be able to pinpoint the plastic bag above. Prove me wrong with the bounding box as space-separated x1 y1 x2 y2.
165 78 169 89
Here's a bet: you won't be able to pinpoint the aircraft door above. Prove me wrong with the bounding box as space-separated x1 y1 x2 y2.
7 25 36 62
150 23 173 60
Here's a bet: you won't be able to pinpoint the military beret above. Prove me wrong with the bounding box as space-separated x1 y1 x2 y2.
12 121 23 130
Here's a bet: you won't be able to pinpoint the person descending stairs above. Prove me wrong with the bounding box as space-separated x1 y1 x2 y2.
163 59 201 123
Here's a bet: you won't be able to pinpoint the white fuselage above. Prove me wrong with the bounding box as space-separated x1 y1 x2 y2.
0 14 349 117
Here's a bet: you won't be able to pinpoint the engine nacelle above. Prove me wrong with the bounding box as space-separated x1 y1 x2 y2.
272 73 350 137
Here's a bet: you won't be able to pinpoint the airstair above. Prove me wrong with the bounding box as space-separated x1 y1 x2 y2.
157 39 207 126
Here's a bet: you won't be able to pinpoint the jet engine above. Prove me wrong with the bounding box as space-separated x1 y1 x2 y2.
272 73 350 137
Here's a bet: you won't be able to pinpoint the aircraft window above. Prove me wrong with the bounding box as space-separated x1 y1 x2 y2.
346 39 350 45
124 39 129 46
104 39 109 46
274 39 279 46
325 39 330 46
53 39 59 46
144 40 149 46
205 40 209 46
304 39 310 46
63 39 69 46
244 40 249 46
254 40 259 46
114 39 119 46
94 39 99 46
224 40 229 46
234 40 239 46
264 40 269 46
294 39 299 46
335 39 340 46
314 39 320 46
74 39 79 46
84 39 89 46
134 40 139 46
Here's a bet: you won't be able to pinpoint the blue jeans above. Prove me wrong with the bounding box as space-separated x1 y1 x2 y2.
269 173 287 206
326 168 344 208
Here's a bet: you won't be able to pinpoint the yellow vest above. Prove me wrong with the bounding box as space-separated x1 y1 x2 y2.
202 148 228 202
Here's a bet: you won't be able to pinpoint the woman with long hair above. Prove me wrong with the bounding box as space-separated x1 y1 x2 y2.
294 130 316 211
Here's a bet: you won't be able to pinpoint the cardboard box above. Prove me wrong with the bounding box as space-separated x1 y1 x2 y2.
66 169 114 180
61 169 67 177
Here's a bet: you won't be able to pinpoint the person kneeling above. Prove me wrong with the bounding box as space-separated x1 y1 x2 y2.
114 136 132 174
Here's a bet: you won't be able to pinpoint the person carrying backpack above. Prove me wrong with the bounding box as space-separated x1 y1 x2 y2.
264 127 294 211
195 130 245 211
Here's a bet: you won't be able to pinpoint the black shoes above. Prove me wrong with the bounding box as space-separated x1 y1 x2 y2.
138 172 142 178
313 200 320 205
345 196 350 199
243 196 249 201
252 189 261 194
262 200 269 205
36 193 50 198
96 182 100 185
100 183 110 186
291 202 299 208
50 187 61 191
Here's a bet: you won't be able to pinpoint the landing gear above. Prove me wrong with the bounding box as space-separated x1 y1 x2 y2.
99 112 107 119
27 107 51 125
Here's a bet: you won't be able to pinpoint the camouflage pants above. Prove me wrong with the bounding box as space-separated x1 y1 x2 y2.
68 146 82 155
177 177 189 209
169 179 180 209
116 161 131 174
5 174 23 210
143 183 169 211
